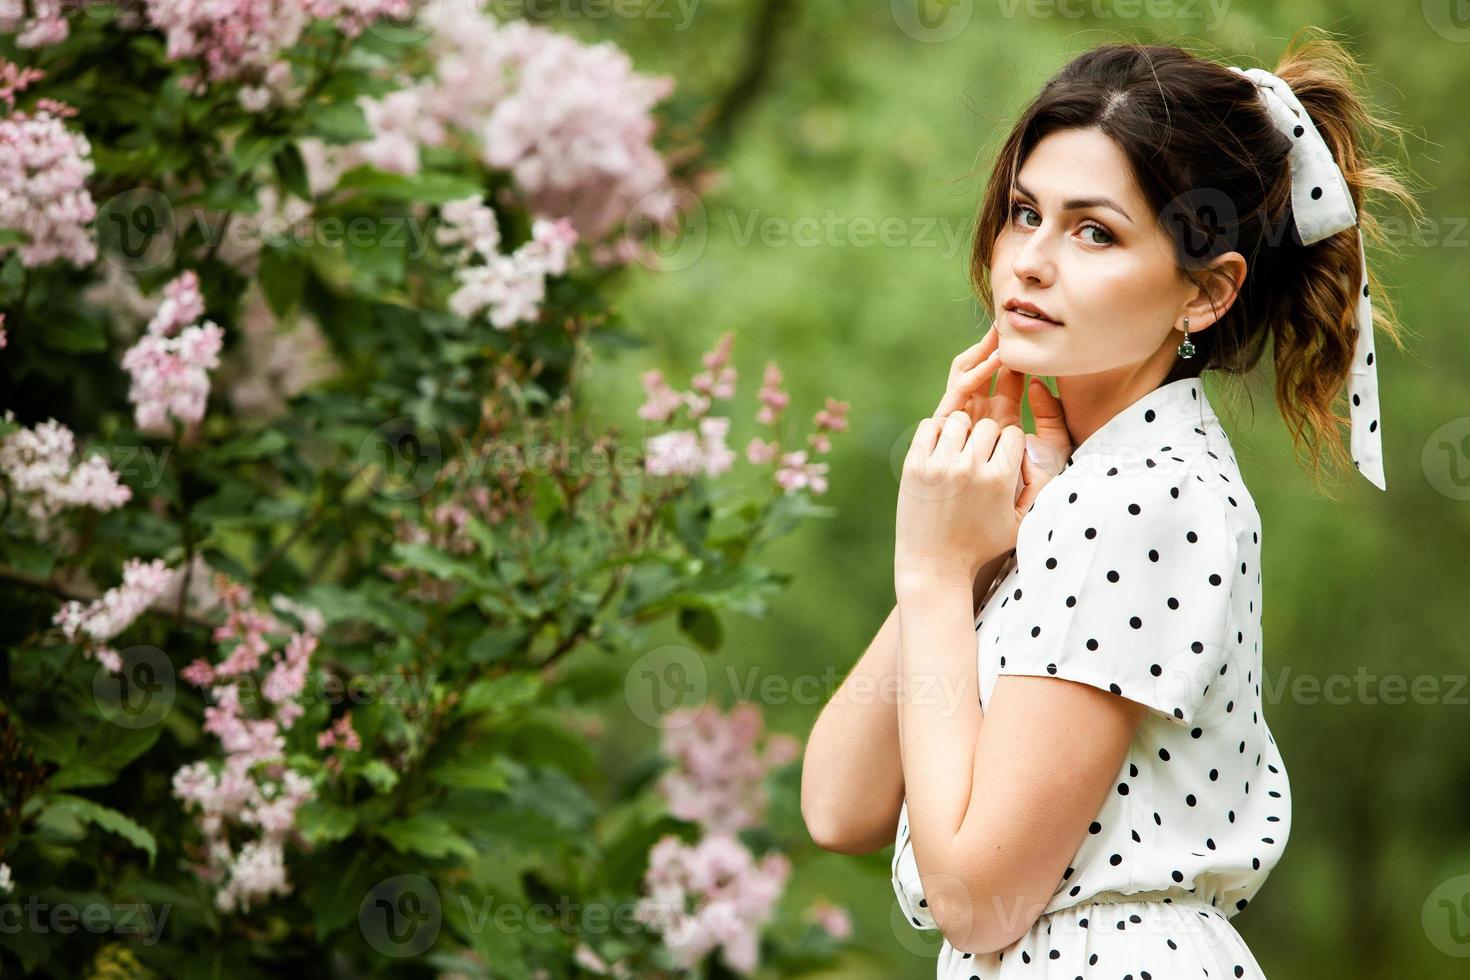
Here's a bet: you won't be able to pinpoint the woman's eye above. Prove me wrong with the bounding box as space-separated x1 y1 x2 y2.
1010 203 1113 246
1011 202 1040 228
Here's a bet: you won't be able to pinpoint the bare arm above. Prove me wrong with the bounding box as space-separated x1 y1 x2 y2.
800 549 1012 854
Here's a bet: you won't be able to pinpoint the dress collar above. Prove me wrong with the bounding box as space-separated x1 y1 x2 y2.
1065 376 1219 466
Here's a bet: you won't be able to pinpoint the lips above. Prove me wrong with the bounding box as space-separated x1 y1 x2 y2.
1004 299 1060 324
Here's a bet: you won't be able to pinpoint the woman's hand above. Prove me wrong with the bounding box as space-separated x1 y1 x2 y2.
893 326 1074 593
932 325 1072 485
895 413 1029 594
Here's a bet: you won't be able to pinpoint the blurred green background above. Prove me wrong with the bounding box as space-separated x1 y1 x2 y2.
541 0 1469 975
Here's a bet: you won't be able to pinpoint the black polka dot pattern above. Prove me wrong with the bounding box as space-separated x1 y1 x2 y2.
891 379 1289 979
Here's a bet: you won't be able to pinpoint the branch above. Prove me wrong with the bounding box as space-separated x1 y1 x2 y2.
700 0 796 157
0 563 216 631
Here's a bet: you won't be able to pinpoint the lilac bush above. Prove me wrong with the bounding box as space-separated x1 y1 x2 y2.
0 2 853 976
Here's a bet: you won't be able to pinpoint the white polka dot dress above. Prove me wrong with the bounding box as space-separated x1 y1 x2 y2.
892 377 1291 978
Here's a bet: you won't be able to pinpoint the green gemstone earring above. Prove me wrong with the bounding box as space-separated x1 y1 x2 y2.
1177 317 1196 359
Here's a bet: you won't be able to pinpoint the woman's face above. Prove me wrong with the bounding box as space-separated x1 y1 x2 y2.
990 127 1225 378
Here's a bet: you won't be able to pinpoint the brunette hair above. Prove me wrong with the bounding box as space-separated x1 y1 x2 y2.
969 28 1420 495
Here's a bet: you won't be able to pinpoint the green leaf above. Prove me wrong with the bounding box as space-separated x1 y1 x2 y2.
335 165 484 203
376 813 477 860
258 244 307 316
41 314 108 353
296 800 358 844
427 755 512 793
41 794 157 868
307 849 377 937
273 143 311 200
308 101 374 145
51 726 162 789
229 131 285 173
678 603 723 651
299 582 427 635
2 536 57 578
390 541 496 591
459 673 542 718
197 427 290 465
358 759 400 793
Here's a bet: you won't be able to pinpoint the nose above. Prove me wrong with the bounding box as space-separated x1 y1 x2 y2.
1010 222 1056 286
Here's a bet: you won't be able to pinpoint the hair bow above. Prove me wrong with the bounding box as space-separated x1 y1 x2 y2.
1228 65 1385 491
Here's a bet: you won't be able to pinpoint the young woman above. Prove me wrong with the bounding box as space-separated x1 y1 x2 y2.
801 32 1415 978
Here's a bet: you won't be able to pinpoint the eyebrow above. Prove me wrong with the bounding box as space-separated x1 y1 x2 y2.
1013 180 1134 224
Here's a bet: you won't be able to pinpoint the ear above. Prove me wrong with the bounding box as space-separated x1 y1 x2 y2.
1181 251 1247 331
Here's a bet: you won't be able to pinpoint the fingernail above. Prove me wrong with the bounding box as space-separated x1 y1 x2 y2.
1026 437 1040 465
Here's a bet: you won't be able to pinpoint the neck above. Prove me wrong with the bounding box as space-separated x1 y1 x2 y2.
1056 344 1181 449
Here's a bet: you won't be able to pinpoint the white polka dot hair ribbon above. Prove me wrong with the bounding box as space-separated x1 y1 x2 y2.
1228 65 1385 491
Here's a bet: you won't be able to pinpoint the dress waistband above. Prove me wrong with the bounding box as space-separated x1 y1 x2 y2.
1061 885 1220 911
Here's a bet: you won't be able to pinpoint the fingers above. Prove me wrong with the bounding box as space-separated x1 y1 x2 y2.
947 325 999 380
992 423 1026 472
959 415 1001 460
1025 376 1073 473
937 410 971 454
909 415 942 458
987 363 1026 427
934 349 1002 419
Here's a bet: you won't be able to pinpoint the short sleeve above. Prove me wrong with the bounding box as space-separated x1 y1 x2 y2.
989 472 1242 728
891 799 937 930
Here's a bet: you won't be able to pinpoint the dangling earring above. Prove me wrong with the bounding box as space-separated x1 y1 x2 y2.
1177 317 1196 359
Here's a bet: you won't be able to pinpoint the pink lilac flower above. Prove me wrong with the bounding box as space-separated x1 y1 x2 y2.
802 899 852 940
120 270 224 435
316 711 360 751
0 414 132 529
0 61 44 108
775 450 829 496
143 0 408 107
807 397 850 454
0 0 69 50
657 703 800 834
572 943 631 978
644 429 702 478
172 573 322 913
755 362 789 426
147 268 207 336
0 78 97 268
53 558 175 672
696 417 735 478
634 831 790 975
440 196 578 329
637 369 683 423
225 283 338 422
421 1 676 249
691 332 736 399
